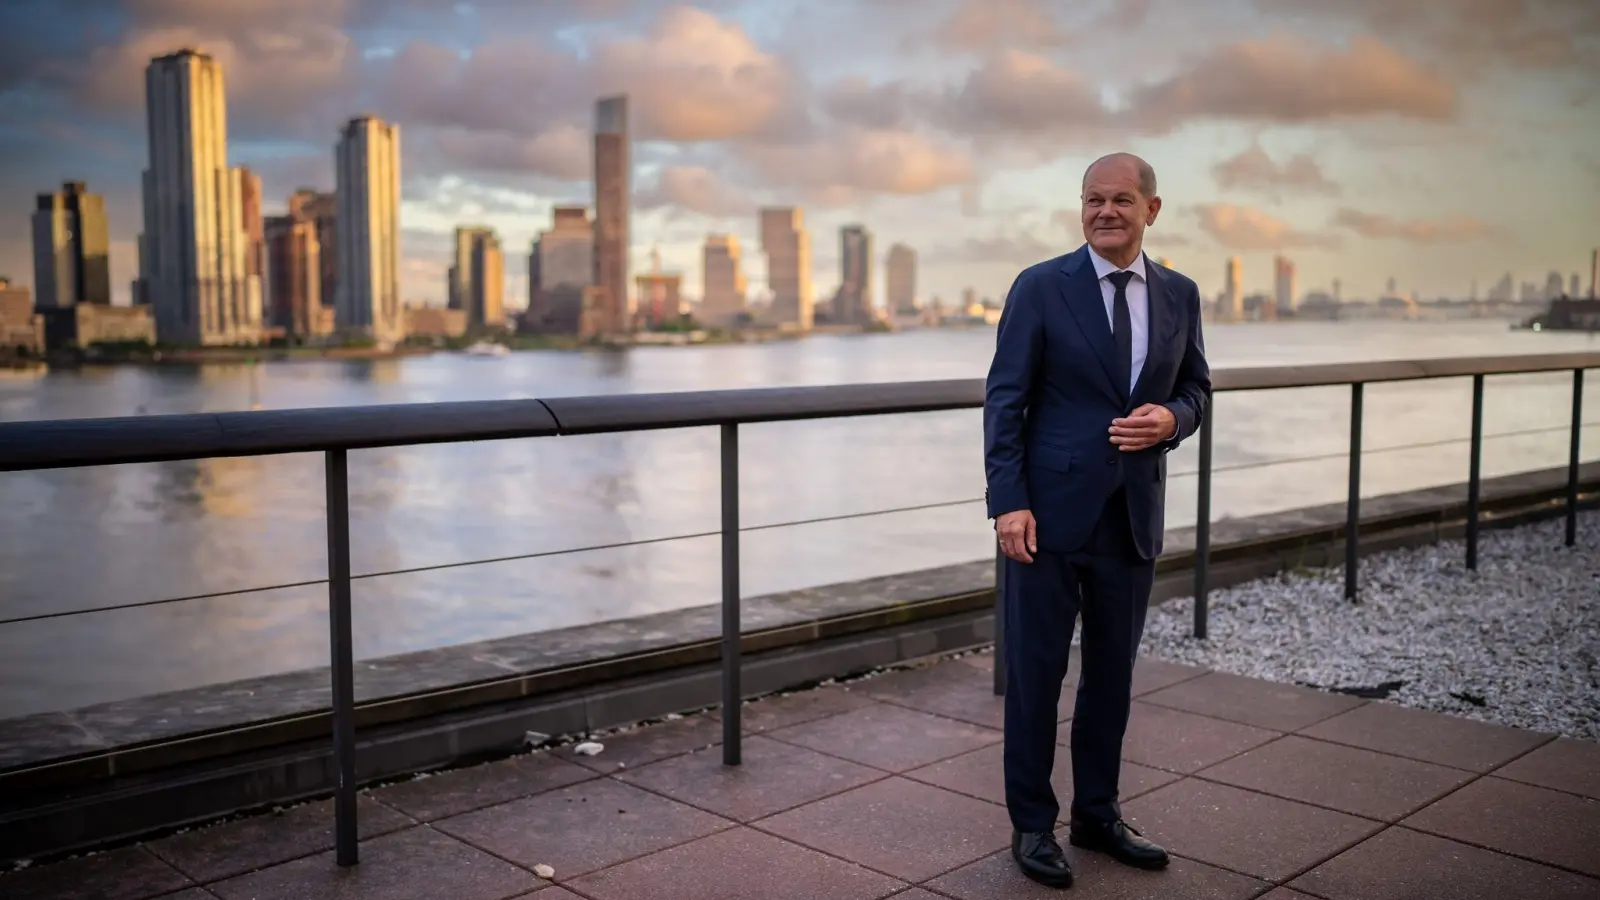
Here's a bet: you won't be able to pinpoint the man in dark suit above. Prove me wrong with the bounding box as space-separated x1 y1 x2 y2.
983 152 1210 889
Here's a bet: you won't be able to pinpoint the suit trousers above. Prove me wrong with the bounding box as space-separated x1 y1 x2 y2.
1001 488 1154 832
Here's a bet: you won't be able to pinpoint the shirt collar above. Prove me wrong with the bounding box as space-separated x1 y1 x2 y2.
1086 245 1147 282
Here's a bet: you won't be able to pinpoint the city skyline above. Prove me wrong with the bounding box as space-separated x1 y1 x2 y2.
0 0 1596 309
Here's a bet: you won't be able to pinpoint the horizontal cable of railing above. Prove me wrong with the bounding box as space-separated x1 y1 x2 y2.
2 353 1597 473
4 417 1593 629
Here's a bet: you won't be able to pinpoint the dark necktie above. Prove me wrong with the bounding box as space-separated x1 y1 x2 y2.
1106 270 1134 400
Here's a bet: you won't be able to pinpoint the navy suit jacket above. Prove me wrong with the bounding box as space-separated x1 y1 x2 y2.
983 245 1211 561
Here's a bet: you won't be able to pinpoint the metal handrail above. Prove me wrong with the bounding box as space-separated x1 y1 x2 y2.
0 349 1595 869
3 352 1597 472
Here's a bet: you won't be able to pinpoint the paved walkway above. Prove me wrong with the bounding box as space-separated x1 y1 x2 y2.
4 650 1598 900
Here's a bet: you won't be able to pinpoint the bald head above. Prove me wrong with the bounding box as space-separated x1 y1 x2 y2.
1078 152 1163 268
1083 153 1157 199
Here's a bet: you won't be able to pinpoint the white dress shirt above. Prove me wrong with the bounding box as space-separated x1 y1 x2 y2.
1085 246 1149 396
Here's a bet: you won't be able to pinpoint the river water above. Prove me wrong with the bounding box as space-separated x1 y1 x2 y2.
1 320 1596 717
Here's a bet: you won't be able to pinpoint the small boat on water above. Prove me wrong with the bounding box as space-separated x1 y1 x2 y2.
464 341 510 357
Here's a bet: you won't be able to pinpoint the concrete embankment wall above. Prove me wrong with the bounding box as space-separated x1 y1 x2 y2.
1 461 1594 863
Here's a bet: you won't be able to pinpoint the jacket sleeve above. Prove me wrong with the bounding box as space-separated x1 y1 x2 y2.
1160 280 1211 446
983 269 1044 519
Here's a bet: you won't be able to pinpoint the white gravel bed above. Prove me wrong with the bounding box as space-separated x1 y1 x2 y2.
1140 509 1600 741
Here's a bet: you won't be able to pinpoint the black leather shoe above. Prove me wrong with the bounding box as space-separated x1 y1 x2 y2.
1068 818 1169 870
1012 830 1074 889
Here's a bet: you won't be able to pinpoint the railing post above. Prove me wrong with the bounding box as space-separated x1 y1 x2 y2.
992 547 1006 696
1568 368 1585 548
325 449 358 867
1466 374 1484 570
1346 383 1363 602
720 423 742 765
1193 407 1214 639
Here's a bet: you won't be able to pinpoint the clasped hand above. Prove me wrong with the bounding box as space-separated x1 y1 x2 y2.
1109 403 1175 452
996 405 1177 564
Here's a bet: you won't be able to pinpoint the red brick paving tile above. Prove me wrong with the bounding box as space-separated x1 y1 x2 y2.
555 714 724 774
434 777 731 880
1297 701 1551 772
765 703 1000 772
207 826 537 900
1130 657 1210 697
1401 776 1600 877
371 752 598 821
1493 737 1600 800
904 742 1178 816
863 664 1008 730
1120 779 1382 883
754 777 1011 883
1290 826 1600 900
717 685 876 734
1121 702 1280 774
1197 735 1472 821
567 827 906 900
0 845 192 900
884 890 947 900
1140 672 1365 732
615 734 883 821
148 795 414 883
924 848 1269 899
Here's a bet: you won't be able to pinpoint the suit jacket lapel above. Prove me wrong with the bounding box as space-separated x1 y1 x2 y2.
1057 246 1124 405
1131 259 1173 407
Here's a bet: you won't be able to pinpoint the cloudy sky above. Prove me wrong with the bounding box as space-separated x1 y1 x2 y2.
0 0 1596 309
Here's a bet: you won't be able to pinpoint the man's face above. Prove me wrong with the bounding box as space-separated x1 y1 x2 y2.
1080 160 1161 259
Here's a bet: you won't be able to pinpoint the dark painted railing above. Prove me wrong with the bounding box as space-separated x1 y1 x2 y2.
0 351 1596 867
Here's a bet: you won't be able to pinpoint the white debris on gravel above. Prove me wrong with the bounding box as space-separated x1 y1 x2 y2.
1140 511 1600 741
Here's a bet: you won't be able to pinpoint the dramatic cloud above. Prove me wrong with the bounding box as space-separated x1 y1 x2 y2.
823 36 1452 155
942 232 1061 267
372 40 576 138
636 165 753 218
822 77 920 130
1331 208 1499 243
735 128 977 201
937 50 1112 138
1211 143 1340 196
368 7 807 180
1259 0 1600 75
590 6 806 142
424 125 591 182
1129 35 1457 128
928 0 1069 52
1191 203 1340 251
70 1 360 136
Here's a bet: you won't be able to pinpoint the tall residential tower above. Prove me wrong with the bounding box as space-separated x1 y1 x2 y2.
834 224 873 325
449 226 505 329
32 181 111 310
760 207 813 330
135 48 261 344
593 96 631 333
885 242 917 316
335 116 402 343
701 234 747 324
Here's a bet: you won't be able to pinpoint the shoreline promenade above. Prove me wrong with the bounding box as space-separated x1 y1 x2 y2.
3 646 1596 900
